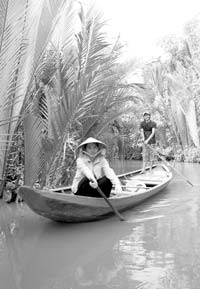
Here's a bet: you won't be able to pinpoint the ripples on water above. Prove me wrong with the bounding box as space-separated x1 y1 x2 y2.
0 161 200 289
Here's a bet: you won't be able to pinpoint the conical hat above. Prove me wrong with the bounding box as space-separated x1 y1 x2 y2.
77 137 106 150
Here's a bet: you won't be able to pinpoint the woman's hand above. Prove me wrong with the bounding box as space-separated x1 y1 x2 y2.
115 185 122 195
89 179 98 189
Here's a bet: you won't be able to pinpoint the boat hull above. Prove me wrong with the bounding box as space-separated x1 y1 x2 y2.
18 164 172 222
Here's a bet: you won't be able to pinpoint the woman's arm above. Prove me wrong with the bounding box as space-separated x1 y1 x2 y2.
77 158 96 182
102 159 122 192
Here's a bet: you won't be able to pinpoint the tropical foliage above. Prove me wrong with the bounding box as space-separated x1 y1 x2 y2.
131 30 200 151
0 0 134 193
114 16 200 163
1 1 200 202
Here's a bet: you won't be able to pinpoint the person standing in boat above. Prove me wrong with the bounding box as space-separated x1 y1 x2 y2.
139 112 157 174
71 137 122 197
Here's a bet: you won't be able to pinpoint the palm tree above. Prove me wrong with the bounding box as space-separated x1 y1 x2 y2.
158 34 200 149
0 0 72 196
167 43 200 149
0 0 132 193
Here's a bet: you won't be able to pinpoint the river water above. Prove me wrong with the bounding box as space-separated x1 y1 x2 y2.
0 161 200 289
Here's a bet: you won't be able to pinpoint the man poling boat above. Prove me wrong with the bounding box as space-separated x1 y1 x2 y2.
140 111 157 174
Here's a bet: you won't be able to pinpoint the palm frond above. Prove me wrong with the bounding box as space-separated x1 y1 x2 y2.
0 0 31 178
0 0 9 50
19 1 79 186
0 0 70 183
23 114 46 186
167 71 200 147
13 2 132 187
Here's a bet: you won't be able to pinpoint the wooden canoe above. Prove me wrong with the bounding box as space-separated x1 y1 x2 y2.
18 164 172 223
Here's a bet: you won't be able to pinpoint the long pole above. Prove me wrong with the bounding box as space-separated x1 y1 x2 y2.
96 186 125 221
146 144 194 186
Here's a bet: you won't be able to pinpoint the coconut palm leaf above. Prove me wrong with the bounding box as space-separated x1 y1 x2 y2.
21 1 79 186
167 68 200 147
0 0 31 179
170 95 189 147
0 0 69 185
23 114 45 186
185 99 199 147
38 7 130 186
16 2 132 188
0 0 9 49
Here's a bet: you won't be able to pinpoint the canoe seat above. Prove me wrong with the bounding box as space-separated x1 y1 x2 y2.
122 179 146 191
110 191 132 198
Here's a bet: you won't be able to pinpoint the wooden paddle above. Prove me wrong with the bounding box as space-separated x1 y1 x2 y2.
146 143 194 186
96 186 125 221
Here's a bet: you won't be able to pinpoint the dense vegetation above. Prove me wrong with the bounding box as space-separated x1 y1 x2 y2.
0 0 200 201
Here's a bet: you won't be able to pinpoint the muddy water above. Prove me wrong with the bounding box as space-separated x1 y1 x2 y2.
0 161 200 289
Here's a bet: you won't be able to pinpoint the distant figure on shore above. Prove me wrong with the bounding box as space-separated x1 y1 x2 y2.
71 137 122 197
139 112 157 174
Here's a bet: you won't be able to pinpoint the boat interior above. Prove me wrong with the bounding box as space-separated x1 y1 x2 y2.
52 164 170 196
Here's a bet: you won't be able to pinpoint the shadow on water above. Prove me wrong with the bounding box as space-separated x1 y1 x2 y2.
1 161 200 289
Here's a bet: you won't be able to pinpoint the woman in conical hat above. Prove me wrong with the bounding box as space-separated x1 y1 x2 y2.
71 137 122 197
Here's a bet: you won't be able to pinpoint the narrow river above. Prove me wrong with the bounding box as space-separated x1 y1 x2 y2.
0 161 200 289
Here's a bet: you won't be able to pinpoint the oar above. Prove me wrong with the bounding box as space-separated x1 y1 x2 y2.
96 186 125 221
146 144 194 186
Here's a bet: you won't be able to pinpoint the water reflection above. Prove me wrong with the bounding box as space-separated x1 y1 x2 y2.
117 168 200 289
24 220 134 289
0 162 200 289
